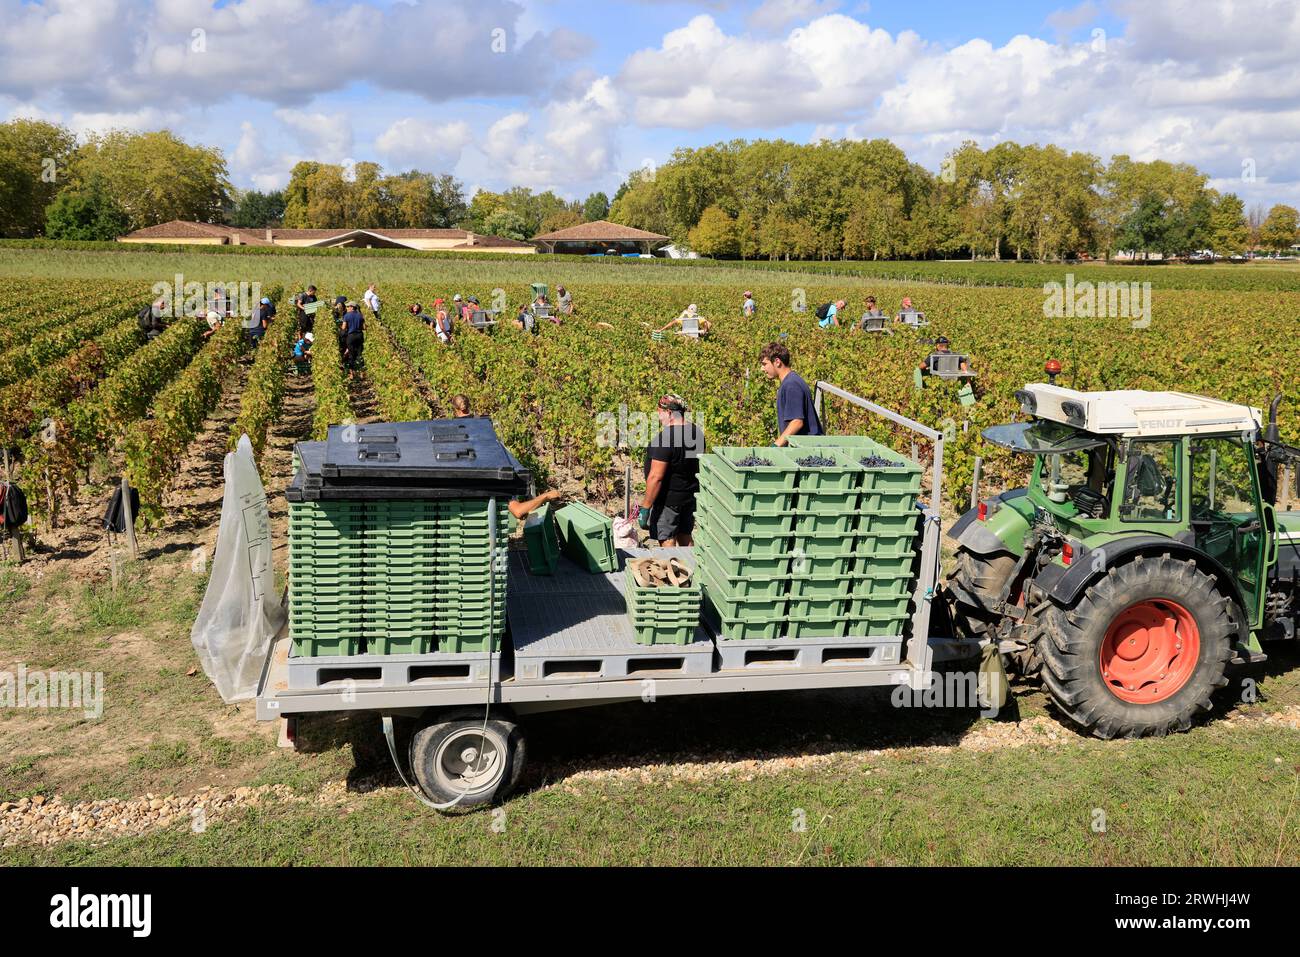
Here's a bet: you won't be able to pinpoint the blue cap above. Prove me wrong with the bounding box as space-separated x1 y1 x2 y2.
260 297 271 304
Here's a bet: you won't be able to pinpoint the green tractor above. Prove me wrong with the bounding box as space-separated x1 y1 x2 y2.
947 374 1299 738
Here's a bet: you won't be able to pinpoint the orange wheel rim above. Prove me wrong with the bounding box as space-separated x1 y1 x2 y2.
1099 599 1200 704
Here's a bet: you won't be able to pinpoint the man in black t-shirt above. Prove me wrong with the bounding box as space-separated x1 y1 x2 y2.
295 286 318 333
638 394 706 546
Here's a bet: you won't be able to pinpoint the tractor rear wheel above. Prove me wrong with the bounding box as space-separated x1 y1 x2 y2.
949 549 1042 676
1040 554 1233 738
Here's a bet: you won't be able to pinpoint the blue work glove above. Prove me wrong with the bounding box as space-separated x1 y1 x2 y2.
637 506 651 530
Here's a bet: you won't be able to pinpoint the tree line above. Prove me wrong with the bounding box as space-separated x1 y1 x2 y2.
2 118 1297 258
608 138 1300 261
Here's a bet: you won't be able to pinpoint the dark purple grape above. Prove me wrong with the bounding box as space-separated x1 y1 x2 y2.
735 455 773 467
796 455 837 467
860 455 902 468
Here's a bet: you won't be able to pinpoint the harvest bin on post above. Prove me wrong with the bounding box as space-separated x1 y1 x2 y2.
257 382 950 810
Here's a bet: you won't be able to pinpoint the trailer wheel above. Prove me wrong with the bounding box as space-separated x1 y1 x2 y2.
1040 555 1233 739
408 711 526 808
950 549 1041 676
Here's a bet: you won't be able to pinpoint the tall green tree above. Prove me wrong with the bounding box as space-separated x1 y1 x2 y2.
1208 193 1248 256
0 119 78 237
687 205 738 257
228 189 286 228
582 191 609 221
1259 204 1299 252
68 129 231 229
43 176 129 240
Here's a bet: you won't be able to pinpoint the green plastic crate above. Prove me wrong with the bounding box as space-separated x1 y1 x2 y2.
792 533 855 557
851 572 914 598
366 635 431 655
291 635 362 656
845 595 911 618
850 532 919 559
791 510 854 536
850 552 917 577
695 555 788 598
632 622 698 646
699 456 796 510
857 490 922 514
436 633 504 654
554 502 617 573
703 600 784 640
856 512 921 537
788 597 844 618
844 617 905 638
693 523 794 577
791 554 853 576
785 616 847 638
523 504 560 574
709 447 799 491
695 501 792 553
700 571 788 620
789 452 860 492
697 487 793 536
787 574 853 598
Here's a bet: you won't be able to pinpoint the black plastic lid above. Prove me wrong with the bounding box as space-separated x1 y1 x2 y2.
319 419 520 481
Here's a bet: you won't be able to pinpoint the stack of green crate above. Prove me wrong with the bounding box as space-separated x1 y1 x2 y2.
428 499 511 653
786 450 864 638
288 496 512 657
695 447 799 640
790 435 922 636
288 500 368 656
624 566 702 645
522 503 560 574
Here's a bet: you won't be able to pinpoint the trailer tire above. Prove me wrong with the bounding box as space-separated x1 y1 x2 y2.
950 548 1042 676
1039 554 1233 739
409 711 526 808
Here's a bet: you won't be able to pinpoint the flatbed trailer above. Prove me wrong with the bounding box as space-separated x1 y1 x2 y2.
255 383 968 808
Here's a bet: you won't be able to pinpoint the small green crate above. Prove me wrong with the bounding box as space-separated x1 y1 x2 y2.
857 490 921 514
794 489 858 514
851 572 914 598
792 510 855 536
857 512 920 537
698 487 793 536
845 595 911 618
789 452 860 492
554 502 617 573
290 635 362 657
792 534 855 558
850 532 919 559
695 555 788 599
709 447 799 491
787 574 853 598
844 617 906 638
695 501 792 549
699 457 796 510
849 552 917 577
788 597 844 618
859 467 922 495
523 504 560 575
785 616 847 639
700 572 788 621
366 635 431 655
793 554 853 576
704 602 784 641
632 622 699 646
436 633 504 654
693 524 793 576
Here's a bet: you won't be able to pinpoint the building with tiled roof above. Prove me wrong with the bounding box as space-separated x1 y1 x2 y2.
119 221 535 253
530 219 670 255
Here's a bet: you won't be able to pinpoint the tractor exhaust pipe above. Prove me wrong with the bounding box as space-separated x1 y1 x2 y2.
1266 393 1283 444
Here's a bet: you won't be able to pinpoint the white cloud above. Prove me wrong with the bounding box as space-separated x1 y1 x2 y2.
749 0 842 32
619 14 923 128
375 118 473 171
274 109 353 164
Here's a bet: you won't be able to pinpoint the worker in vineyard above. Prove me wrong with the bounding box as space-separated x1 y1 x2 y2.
507 488 562 523
815 299 845 328
895 295 917 322
638 394 705 547
742 290 756 317
293 331 313 375
364 283 382 318
918 336 971 375
556 285 574 316
659 303 711 337
409 302 426 323
760 341 823 446
514 303 536 335
295 286 318 333
259 296 276 322
340 300 365 379
138 297 168 340
244 297 270 348
432 298 453 344
202 309 223 340
451 394 472 418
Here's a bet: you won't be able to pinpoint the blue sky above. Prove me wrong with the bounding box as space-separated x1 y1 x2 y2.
3 0 1297 210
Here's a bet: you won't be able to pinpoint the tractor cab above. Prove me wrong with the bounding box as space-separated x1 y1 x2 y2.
971 380 1276 631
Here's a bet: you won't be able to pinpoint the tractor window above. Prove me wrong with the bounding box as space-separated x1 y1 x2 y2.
1038 445 1113 516
1121 440 1179 522
1189 437 1257 518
